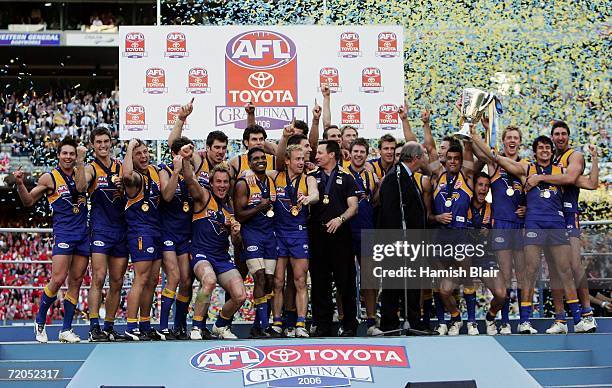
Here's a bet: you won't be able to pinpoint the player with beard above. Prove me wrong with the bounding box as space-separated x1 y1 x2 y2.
14 136 89 343
122 139 163 340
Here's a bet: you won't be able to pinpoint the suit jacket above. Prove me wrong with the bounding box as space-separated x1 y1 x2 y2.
376 164 426 230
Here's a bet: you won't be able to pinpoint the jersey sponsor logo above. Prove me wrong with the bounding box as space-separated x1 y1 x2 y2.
93 240 105 247
196 253 207 258
377 104 399 130
166 104 189 131
526 232 538 238
340 104 362 128
246 245 259 252
165 32 189 58
190 344 408 387
216 30 307 129
143 68 168 94
146 247 155 253
164 240 174 247
494 237 505 243
319 67 342 92
123 32 147 58
57 242 70 249
375 32 400 58
124 104 147 131
187 67 211 94
359 67 383 93
338 32 361 58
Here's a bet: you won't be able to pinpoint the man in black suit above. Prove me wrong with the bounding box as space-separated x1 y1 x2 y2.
377 142 434 335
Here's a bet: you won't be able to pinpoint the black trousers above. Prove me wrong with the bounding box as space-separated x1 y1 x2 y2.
380 288 421 332
309 224 358 332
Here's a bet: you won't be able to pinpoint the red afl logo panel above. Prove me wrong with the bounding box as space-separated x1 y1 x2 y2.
319 67 342 92
124 105 147 131
165 32 189 58
360 67 383 93
378 104 400 130
341 104 363 128
123 32 147 58
225 30 297 106
143 68 168 94
376 32 400 58
187 67 211 94
338 32 361 58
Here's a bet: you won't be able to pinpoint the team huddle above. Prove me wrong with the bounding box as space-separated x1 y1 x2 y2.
14 84 601 342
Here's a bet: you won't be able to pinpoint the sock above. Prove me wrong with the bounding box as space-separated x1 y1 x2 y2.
519 302 532 323
486 311 496 322
433 292 446 324
554 311 567 323
36 286 57 325
286 309 298 328
272 316 283 328
160 288 176 331
581 306 593 317
103 318 114 331
127 318 138 331
193 315 205 329
464 288 476 322
423 297 433 326
500 288 511 324
182 292 191 330
366 317 376 328
296 316 306 328
255 297 269 329
90 313 100 330
174 293 190 331
215 313 230 328
567 299 582 325
450 310 461 322
139 316 151 332
62 293 77 331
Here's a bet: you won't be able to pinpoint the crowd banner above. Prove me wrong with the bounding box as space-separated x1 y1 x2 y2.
119 25 404 140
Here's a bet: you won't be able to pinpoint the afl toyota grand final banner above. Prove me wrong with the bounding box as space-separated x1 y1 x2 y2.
119 25 404 140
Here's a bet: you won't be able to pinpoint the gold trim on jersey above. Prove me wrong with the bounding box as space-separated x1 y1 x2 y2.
125 165 160 209
237 153 275 176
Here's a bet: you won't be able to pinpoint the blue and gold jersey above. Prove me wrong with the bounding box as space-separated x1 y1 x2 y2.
88 159 126 233
48 168 87 237
367 157 390 181
467 202 493 229
192 194 233 259
525 163 564 222
490 159 527 223
237 153 275 177
554 148 581 214
348 166 376 232
273 171 309 237
158 163 192 237
239 175 277 233
413 171 425 195
124 165 161 237
433 171 473 229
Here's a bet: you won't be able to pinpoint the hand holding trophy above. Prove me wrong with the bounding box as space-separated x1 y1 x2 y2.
455 88 502 147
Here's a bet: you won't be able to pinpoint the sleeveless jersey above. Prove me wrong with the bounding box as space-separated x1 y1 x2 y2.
48 168 87 237
194 155 224 188
273 171 309 237
158 163 192 236
490 158 527 223
124 165 161 237
191 194 233 258
467 202 493 229
341 159 351 169
554 148 581 214
413 171 425 194
348 166 376 232
237 153 275 177
239 175 277 233
433 171 473 228
368 157 390 181
525 163 564 222
88 158 126 233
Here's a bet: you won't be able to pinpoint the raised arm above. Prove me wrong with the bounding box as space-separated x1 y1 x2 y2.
532 150 585 187
309 99 322 158
160 155 183 202
168 98 193 149
245 101 255 128
575 145 599 190
398 101 417 142
73 145 88 193
322 84 331 130
122 139 142 196
421 109 436 161
182 152 207 203
470 125 525 178
14 169 52 207
275 125 294 171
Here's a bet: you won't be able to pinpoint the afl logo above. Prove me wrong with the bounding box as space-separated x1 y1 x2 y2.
341 104 362 128
376 32 400 58
377 104 399 130
124 105 147 131
190 346 265 372
165 32 189 58
123 32 147 58
226 30 296 70
338 32 361 58
187 67 211 94
319 67 342 92
360 67 383 93
143 68 168 94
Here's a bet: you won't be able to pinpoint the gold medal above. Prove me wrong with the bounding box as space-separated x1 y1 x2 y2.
291 206 299 216
506 188 514 197
183 202 190 212
72 206 80 214
141 202 150 212
445 199 452 208
266 209 275 218
322 195 330 205
542 190 551 199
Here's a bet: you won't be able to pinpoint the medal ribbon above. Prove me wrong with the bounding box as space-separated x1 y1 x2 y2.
142 168 151 207
470 203 486 228
56 167 80 208
94 158 119 189
321 166 338 201
445 172 458 204
349 166 370 198
285 171 302 207
255 175 270 200
535 164 553 194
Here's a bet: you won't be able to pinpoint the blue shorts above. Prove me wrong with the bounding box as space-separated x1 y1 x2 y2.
564 212 581 238
161 232 191 256
276 235 309 259
241 231 277 260
53 234 90 257
127 235 162 262
190 252 235 275
91 229 128 257
491 219 524 251
524 219 569 246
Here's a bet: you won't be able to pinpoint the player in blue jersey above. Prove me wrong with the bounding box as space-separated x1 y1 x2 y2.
234 147 278 338
470 124 527 335
183 159 246 340
15 136 89 343
80 127 129 342
122 139 163 340
157 136 196 340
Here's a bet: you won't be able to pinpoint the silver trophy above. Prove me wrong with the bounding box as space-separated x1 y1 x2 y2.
455 88 495 139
